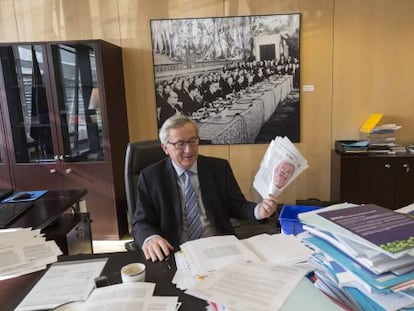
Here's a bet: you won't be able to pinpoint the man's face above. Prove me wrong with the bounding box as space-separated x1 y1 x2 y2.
162 122 199 170
273 161 295 189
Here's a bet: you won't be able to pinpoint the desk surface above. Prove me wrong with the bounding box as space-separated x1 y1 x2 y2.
8 189 87 230
0 250 206 311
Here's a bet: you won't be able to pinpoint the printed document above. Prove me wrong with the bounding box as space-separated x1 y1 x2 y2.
0 228 62 280
186 261 306 311
15 258 108 311
80 282 155 311
179 235 260 277
253 136 308 198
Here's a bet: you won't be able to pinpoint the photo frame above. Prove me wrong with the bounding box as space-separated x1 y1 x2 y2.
150 13 301 144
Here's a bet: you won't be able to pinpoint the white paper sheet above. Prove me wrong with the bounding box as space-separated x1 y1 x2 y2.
180 235 260 277
15 258 108 311
253 136 308 198
80 282 156 311
241 233 314 264
186 261 306 311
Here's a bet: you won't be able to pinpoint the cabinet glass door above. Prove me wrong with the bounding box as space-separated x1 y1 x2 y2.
51 43 104 162
0 45 54 163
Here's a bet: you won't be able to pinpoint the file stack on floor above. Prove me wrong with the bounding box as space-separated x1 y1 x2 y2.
298 203 414 310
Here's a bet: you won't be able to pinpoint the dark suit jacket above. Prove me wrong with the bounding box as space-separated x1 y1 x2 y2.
131 155 257 248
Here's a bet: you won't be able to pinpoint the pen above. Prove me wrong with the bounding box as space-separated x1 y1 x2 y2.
165 256 171 270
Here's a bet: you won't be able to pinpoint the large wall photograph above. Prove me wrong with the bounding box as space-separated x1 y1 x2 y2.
150 13 301 144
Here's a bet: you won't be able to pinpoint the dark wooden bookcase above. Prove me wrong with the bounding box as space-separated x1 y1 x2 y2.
0 40 129 239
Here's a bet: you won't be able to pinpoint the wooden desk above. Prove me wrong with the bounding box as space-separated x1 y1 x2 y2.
8 189 87 230
7 189 92 255
0 250 206 311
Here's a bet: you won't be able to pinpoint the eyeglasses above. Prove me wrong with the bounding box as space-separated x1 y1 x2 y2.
167 137 200 150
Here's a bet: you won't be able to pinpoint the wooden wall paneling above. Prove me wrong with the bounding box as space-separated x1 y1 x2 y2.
0 0 19 42
13 0 121 44
229 144 267 202
332 0 414 145
118 0 226 143
223 0 335 204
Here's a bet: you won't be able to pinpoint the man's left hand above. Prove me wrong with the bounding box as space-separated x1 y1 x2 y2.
258 194 278 219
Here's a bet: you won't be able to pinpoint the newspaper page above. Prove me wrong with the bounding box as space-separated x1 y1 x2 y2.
253 136 308 198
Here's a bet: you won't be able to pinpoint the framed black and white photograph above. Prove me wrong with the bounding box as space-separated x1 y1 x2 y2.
150 13 301 144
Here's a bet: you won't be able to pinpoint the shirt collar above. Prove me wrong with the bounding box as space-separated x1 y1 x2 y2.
171 159 198 177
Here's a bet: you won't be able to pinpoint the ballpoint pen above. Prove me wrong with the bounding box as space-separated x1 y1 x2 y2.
165 256 171 270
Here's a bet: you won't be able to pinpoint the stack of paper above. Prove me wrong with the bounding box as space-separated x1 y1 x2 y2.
172 234 340 310
16 257 180 311
253 136 308 198
359 113 404 154
0 227 62 280
173 234 314 291
298 203 414 310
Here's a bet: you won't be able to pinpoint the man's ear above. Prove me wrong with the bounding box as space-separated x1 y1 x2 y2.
161 144 169 155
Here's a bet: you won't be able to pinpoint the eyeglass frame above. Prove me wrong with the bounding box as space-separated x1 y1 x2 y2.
167 137 200 150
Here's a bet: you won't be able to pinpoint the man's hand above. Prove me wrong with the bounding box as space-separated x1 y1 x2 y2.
142 236 174 262
258 194 278 219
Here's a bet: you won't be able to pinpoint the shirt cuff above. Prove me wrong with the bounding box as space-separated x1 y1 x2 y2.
143 234 161 246
254 204 262 220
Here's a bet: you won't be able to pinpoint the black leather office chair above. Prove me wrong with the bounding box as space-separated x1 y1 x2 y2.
124 139 166 251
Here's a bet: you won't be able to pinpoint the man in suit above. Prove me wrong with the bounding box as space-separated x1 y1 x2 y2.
182 84 202 116
158 90 182 127
132 115 277 262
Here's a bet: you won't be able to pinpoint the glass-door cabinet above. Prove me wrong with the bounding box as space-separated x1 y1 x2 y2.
0 40 129 239
50 43 104 163
0 105 12 189
0 44 59 188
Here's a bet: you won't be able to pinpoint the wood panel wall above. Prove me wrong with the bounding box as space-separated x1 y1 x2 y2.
0 0 413 207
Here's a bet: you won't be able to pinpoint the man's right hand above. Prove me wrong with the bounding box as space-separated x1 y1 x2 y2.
142 236 174 262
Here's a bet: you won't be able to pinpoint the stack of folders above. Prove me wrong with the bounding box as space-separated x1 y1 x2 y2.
298 203 414 310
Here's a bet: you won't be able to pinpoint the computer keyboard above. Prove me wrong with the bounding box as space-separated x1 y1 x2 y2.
0 201 33 228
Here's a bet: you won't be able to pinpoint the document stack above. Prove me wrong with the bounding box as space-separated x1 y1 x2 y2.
298 203 414 310
253 136 308 198
360 113 403 154
173 234 341 310
0 227 62 280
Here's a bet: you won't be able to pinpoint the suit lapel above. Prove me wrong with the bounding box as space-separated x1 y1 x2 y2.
165 159 183 222
197 157 216 223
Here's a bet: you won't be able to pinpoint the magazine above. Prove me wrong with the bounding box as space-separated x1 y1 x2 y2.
253 136 308 198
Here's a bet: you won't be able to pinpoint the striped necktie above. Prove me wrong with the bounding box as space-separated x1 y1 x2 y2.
183 170 203 240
